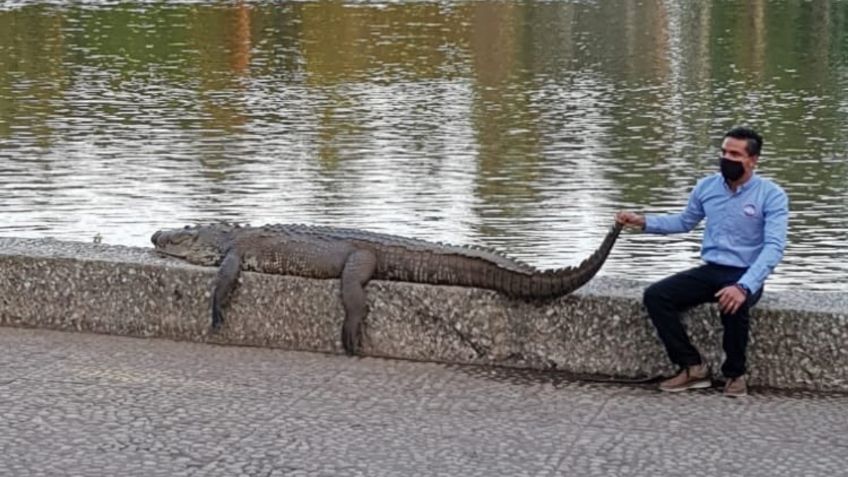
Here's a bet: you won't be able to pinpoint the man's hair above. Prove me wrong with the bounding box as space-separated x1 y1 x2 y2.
725 127 763 157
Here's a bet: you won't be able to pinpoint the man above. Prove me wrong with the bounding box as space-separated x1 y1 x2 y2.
616 127 789 397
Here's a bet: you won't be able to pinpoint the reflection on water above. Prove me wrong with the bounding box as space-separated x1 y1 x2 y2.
0 1 846 291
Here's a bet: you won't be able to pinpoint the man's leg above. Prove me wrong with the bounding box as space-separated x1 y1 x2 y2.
643 265 720 368
720 286 763 378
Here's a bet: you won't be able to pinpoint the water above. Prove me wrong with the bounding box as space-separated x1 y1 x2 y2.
1 1 846 291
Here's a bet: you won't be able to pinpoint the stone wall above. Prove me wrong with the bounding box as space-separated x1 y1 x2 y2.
1 237 846 392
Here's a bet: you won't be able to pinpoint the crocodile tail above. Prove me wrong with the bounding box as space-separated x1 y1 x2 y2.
515 222 623 299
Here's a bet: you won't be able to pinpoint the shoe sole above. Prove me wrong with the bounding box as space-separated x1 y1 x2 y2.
659 379 712 393
723 391 748 398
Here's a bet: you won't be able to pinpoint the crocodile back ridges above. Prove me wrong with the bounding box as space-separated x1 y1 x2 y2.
548 221 622 295
278 222 622 298
155 221 621 298
265 223 539 274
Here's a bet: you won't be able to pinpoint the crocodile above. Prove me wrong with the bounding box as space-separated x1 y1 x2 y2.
151 222 623 355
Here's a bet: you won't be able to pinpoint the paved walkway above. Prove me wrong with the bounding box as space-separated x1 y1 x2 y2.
1 327 846 477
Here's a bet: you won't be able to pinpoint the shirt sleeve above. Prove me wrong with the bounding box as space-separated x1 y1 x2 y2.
644 181 706 234
737 186 789 294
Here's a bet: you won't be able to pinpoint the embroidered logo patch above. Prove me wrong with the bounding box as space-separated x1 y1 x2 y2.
743 204 757 217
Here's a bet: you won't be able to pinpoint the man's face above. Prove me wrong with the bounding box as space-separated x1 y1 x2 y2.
720 137 757 169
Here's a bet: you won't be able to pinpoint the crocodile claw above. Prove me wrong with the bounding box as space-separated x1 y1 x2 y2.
211 307 224 331
341 319 360 356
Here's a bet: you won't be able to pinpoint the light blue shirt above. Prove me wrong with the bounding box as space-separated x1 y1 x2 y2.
645 172 789 294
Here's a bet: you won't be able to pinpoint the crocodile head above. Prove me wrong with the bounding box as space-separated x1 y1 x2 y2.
151 224 238 266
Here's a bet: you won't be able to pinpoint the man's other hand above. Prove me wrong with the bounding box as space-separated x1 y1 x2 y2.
715 285 747 315
615 211 646 229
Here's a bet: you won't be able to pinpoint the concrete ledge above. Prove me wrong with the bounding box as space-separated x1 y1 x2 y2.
1 237 846 392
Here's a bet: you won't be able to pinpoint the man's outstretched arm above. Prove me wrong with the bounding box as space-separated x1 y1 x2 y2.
616 181 706 234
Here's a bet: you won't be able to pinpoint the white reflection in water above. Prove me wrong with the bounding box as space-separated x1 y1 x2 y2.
0 0 846 292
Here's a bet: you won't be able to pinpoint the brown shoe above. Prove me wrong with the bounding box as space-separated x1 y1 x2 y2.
659 364 711 392
723 376 748 398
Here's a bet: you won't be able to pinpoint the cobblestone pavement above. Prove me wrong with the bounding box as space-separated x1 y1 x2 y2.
1 327 846 477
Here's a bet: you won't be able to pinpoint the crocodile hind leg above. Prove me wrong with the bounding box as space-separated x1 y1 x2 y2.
340 249 377 355
211 250 242 330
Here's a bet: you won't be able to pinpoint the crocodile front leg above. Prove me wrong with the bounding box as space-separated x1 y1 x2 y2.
340 249 377 355
211 249 242 330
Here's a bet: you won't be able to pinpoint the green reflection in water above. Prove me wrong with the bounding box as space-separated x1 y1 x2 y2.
0 1 846 289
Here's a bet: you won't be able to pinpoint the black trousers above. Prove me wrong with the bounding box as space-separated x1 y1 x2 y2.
643 263 763 378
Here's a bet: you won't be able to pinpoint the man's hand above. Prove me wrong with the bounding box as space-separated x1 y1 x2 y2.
715 285 747 315
615 211 646 229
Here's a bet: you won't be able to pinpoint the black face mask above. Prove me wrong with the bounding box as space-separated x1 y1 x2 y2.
720 157 745 182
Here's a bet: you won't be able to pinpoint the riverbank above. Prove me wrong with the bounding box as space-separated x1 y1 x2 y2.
1 237 845 392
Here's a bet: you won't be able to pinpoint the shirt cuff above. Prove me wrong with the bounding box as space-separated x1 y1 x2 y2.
737 280 758 295
643 215 657 233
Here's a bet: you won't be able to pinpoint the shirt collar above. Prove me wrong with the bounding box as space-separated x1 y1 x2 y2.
722 172 759 193
738 172 760 191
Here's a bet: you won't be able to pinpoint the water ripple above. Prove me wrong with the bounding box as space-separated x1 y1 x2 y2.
0 1 846 291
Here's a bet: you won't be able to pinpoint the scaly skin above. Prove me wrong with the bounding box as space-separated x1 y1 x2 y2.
151 222 623 355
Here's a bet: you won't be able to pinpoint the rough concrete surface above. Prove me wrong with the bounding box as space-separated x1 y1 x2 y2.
1 327 846 477
0 237 846 392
